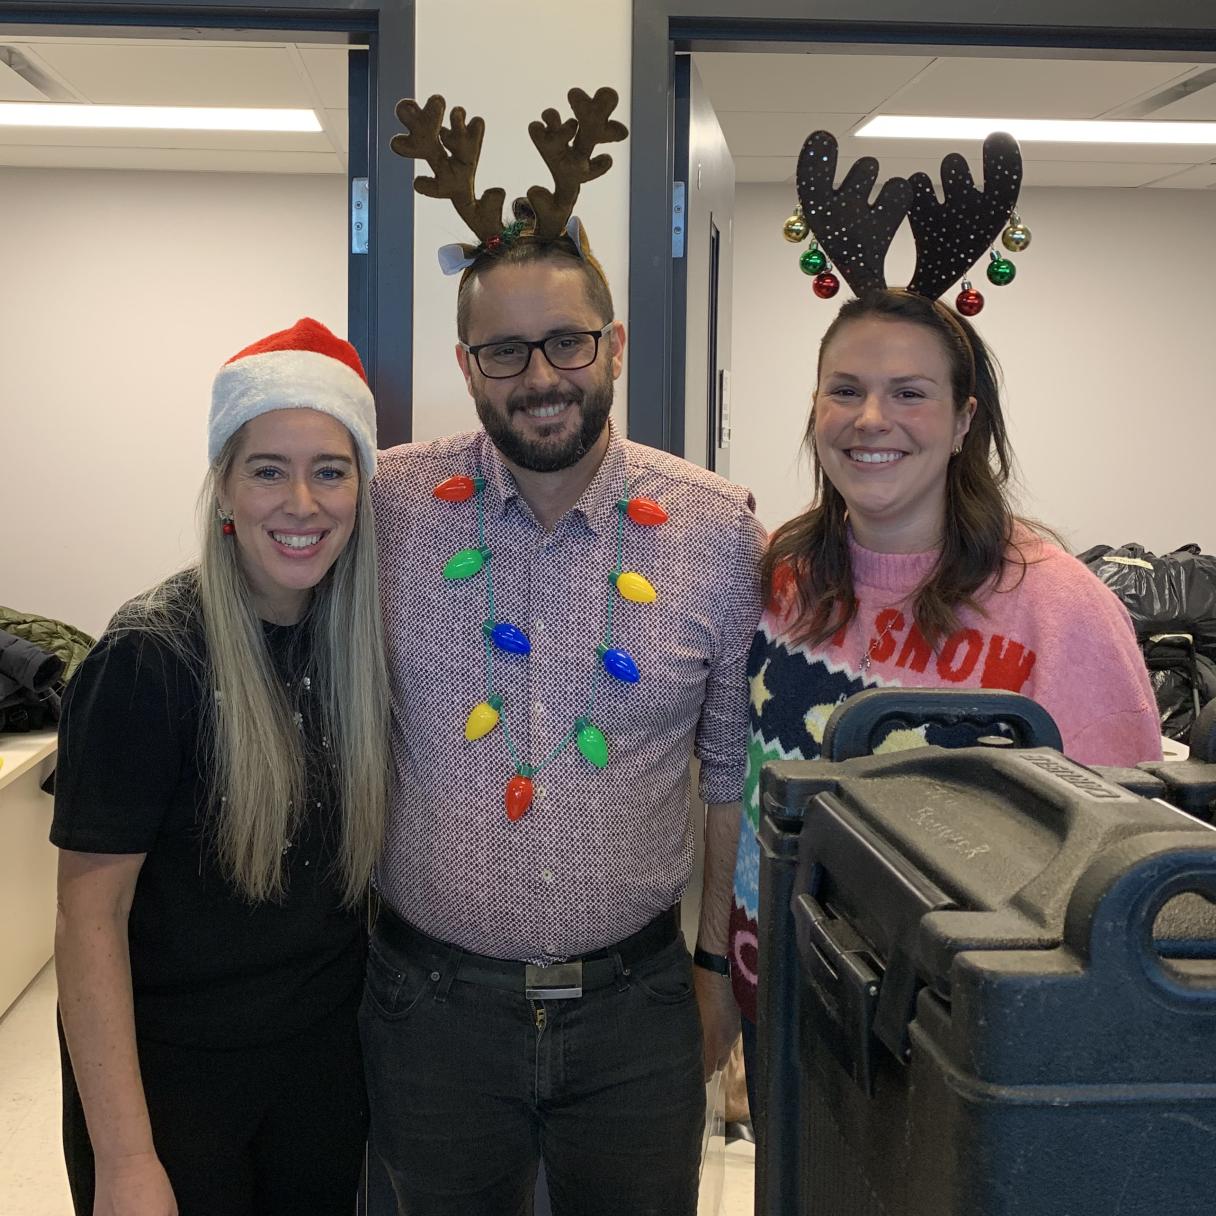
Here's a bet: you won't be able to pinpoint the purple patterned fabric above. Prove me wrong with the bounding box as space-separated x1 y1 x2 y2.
372 427 765 962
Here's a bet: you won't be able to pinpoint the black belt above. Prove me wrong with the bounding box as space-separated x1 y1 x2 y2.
373 904 680 1000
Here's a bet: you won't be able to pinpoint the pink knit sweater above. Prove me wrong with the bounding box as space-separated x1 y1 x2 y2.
728 529 1162 1023
825 531 1163 765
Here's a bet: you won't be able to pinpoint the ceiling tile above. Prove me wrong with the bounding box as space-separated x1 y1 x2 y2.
32 43 313 107
0 59 49 102
718 110 865 159
733 156 800 183
694 51 931 114
1148 82 1216 121
1143 163 1216 188
298 47 349 110
884 57 1196 119
0 145 342 172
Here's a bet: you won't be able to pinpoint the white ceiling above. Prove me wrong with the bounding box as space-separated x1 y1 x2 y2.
0 37 355 174
694 51 1216 190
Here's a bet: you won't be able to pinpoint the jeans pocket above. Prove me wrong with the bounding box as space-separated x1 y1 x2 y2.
631 946 695 1006
362 941 433 1021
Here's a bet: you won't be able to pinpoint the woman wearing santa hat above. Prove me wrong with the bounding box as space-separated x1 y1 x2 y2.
51 318 387 1216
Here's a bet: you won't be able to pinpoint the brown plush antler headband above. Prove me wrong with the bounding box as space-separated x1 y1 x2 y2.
392 86 628 276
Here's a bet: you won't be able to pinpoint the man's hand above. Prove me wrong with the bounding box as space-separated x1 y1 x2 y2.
693 964 740 1081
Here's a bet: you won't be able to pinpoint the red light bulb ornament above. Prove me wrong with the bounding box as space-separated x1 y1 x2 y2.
624 496 668 527
433 475 481 503
505 769 534 821
955 279 985 317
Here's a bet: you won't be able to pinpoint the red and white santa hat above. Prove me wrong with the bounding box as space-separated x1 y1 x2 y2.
209 317 376 477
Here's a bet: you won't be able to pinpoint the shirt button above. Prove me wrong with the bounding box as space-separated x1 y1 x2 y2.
542 868 554 884
546 943 558 956
533 702 544 719
533 618 545 633
534 785 546 803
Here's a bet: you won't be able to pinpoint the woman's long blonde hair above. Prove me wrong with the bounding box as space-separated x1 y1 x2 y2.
116 431 388 906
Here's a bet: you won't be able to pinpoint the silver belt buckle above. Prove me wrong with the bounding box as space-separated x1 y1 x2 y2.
525 961 583 1000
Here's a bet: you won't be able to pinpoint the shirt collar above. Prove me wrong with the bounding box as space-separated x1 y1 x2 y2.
475 423 628 538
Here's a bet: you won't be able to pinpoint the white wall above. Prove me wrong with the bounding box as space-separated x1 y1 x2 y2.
1 167 346 637
729 182 1216 555
411 0 632 441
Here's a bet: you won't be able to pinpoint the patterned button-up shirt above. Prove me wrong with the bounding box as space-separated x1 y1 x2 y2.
372 427 765 962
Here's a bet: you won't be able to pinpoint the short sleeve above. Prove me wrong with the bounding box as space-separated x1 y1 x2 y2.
51 630 195 853
695 502 767 804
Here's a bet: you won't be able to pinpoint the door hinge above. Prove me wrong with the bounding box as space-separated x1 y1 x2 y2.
351 177 369 255
672 181 686 258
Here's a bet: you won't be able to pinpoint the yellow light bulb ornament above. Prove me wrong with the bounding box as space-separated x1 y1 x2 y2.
465 694 503 742
615 570 656 604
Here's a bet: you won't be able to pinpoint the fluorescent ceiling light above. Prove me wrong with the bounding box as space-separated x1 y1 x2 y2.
0 103 321 132
856 115 1216 146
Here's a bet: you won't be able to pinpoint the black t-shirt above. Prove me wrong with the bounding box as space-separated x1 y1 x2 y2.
51 617 364 1049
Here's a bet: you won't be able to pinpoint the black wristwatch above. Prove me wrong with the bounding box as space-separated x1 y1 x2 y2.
693 946 731 977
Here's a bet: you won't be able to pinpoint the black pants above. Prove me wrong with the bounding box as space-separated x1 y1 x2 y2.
60 997 367 1216
359 915 706 1216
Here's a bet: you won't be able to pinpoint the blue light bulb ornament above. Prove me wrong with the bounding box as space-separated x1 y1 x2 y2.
483 620 531 655
598 645 640 684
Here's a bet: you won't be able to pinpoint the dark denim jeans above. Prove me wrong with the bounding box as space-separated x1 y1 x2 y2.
358 927 705 1216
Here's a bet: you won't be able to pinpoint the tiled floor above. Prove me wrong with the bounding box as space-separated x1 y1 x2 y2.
0 963 756 1215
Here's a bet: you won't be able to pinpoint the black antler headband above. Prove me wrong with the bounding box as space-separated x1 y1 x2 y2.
787 129 1029 316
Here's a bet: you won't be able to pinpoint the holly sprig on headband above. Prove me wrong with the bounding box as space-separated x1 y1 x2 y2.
786 129 1029 315
392 86 628 276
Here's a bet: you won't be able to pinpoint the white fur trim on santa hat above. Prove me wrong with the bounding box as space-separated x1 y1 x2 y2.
209 348 377 477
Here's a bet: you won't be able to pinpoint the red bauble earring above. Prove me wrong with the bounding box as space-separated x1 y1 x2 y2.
219 512 235 536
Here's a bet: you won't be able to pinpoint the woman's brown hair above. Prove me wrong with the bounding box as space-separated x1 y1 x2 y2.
764 287 1030 647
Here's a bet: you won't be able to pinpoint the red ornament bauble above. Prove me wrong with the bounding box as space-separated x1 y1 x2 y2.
812 272 840 300
505 775 534 821
434 475 476 503
626 496 668 527
221 520 235 536
956 288 985 317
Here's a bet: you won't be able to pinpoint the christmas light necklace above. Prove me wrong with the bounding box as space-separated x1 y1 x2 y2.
433 472 667 821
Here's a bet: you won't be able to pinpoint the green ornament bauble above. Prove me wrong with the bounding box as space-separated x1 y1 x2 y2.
799 246 828 275
986 254 1017 287
1001 222 1032 253
782 212 809 242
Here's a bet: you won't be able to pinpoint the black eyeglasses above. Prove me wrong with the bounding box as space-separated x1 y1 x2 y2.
461 324 613 380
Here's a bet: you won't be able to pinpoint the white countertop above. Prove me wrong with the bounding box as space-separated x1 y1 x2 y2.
0 730 57 794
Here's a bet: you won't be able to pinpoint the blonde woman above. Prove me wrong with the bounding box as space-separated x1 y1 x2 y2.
52 319 388 1216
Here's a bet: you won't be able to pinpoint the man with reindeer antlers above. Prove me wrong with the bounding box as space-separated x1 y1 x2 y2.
360 86 765 1214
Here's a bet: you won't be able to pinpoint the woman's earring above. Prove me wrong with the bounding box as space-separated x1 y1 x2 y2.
218 509 236 536
952 445 963 456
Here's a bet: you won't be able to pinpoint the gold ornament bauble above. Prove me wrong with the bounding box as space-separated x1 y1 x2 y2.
1001 222 1032 253
782 212 810 243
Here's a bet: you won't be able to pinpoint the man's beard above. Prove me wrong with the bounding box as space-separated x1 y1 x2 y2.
474 371 614 473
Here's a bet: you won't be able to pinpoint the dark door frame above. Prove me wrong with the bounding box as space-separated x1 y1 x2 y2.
629 0 1216 455
0 0 415 444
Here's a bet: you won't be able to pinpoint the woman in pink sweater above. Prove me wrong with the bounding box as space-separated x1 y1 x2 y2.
729 287 1161 1097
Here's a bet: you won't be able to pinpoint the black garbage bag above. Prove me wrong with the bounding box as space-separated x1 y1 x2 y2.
1078 543 1216 662
1142 635 1216 742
